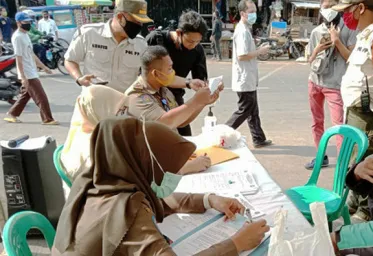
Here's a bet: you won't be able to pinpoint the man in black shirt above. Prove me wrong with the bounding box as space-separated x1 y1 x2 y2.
146 11 209 136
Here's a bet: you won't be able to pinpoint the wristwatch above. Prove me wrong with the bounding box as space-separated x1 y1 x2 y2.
76 76 82 86
186 78 191 89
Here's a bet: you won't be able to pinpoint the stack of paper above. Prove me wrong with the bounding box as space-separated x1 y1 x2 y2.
193 146 239 166
175 167 259 195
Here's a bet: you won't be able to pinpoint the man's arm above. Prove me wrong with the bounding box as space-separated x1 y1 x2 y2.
330 24 355 61
191 45 208 80
235 31 268 61
64 28 87 81
33 53 48 69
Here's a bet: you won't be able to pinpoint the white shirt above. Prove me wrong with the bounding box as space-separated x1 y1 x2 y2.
65 20 147 93
11 30 38 80
232 21 258 92
341 24 373 111
38 18 58 37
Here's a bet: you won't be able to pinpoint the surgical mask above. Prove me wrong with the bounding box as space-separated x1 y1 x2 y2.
2 11 7 17
21 23 31 31
153 69 176 86
142 116 182 198
343 11 359 30
320 8 338 22
122 16 142 39
247 13 257 25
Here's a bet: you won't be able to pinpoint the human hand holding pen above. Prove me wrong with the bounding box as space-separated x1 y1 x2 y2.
208 195 245 221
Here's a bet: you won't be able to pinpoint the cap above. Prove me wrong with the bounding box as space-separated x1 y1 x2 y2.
115 0 153 23
22 9 36 17
15 12 33 22
332 0 373 11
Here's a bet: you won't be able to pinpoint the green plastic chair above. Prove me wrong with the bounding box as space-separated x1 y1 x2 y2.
286 125 368 231
2 211 56 256
53 144 72 188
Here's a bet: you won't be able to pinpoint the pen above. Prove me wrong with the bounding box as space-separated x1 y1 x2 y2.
246 208 253 223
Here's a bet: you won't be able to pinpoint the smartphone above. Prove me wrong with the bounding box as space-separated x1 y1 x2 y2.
320 33 331 44
91 78 108 85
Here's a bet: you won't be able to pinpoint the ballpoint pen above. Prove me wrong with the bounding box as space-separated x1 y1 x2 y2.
245 208 253 223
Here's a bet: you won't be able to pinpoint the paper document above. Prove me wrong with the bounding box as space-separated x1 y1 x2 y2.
0 136 53 150
208 76 223 95
193 146 239 166
171 213 271 256
157 209 221 241
218 192 265 219
175 168 259 195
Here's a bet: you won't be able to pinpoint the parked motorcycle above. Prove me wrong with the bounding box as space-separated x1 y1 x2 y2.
257 30 305 61
39 36 68 75
0 54 22 105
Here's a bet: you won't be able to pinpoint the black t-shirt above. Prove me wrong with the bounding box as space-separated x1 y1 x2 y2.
146 30 208 96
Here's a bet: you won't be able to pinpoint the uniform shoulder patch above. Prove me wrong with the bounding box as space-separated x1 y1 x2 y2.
139 94 153 104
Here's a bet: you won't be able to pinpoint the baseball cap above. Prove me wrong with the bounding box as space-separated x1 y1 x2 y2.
15 12 33 22
115 0 153 23
332 0 373 11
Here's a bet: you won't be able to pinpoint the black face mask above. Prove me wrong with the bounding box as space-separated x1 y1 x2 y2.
21 23 31 31
122 17 142 39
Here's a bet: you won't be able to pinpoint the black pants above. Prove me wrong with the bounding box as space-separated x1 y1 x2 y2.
33 43 47 64
226 91 266 144
173 92 192 136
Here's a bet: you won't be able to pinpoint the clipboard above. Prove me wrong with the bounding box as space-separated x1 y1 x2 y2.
192 146 239 166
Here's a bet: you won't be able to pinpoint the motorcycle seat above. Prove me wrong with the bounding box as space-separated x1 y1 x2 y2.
0 54 15 62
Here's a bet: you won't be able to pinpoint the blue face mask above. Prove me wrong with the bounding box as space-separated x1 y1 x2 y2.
142 116 183 199
247 13 257 25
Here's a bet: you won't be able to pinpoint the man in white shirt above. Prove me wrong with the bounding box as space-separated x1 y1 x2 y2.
225 0 272 148
4 12 58 125
38 10 58 39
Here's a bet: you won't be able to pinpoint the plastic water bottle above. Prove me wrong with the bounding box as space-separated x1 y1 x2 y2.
203 106 217 131
46 50 53 61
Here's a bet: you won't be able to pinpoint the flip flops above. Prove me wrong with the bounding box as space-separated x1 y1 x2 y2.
4 117 22 123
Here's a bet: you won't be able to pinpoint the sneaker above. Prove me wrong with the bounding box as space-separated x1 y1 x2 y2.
253 140 273 148
42 120 60 125
304 155 329 170
4 116 21 123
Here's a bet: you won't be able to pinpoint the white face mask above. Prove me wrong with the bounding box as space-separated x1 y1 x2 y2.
141 116 182 199
320 8 339 22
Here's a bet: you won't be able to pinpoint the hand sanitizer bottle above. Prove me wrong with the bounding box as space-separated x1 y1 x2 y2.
204 106 217 131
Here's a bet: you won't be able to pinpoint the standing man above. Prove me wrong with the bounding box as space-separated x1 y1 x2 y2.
0 6 12 43
4 12 58 125
225 0 272 148
332 0 373 222
146 11 210 136
64 0 152 93
211 10 223 61
305 0 357 170
38 10 58 40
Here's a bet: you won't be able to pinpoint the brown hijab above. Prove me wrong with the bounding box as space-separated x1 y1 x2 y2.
53 117 196 256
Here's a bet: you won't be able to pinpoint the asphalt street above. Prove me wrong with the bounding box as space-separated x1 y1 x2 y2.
0 58 339 254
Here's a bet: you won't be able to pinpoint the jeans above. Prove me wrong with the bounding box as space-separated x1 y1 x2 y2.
308 81 344 153
212 36 222 60
33 43 47 65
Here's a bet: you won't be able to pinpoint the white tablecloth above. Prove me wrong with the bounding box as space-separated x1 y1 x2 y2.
184 136 313 255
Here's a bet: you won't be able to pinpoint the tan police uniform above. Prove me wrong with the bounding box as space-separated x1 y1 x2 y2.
124 76 178 121
64 21 147 93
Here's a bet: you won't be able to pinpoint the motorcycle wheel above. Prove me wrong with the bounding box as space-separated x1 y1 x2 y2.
56 38 69 50
57 58 69 75
290 44 304 59
258 53 271 61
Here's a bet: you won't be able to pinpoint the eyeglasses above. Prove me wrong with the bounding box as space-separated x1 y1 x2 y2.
182 34 201 45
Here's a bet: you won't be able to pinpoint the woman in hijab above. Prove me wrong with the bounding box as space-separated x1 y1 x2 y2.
52 118 269 256
60 85 211 191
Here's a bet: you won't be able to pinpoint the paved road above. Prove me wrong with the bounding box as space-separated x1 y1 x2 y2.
0 59 339 254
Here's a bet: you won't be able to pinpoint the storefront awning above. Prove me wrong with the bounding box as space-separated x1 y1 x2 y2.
68 0 113 6
291 2 320 9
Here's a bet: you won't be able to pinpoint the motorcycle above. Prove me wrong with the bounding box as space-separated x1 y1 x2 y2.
39 36 68 75
0 54 22 105
257 30 305 61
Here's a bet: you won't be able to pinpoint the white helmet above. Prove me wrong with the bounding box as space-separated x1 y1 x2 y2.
22 9 36 18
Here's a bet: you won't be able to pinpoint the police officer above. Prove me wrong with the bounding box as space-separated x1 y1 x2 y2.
64 0 152 93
